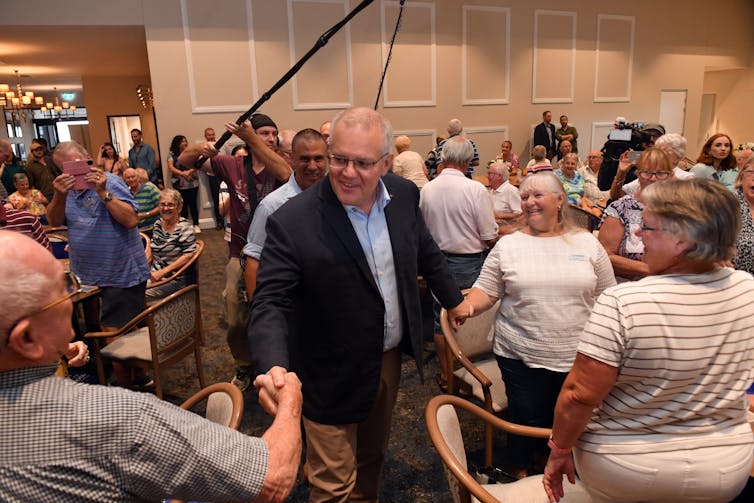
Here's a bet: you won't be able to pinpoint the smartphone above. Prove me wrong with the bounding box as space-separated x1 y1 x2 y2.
628 150 642 163
63 160 96 191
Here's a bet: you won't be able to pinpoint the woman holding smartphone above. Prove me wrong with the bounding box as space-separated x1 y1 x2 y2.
167 135 201 234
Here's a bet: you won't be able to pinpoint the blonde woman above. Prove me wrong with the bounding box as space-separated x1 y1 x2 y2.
460 172 615 478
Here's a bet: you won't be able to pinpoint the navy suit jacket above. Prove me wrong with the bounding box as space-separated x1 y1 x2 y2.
533 122 557 155
249 173 462 424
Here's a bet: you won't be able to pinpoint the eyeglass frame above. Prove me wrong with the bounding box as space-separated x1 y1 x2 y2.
328 152 388 171
159 202 178 208
637 170 672 180
639 224 668 233
2 271 82 340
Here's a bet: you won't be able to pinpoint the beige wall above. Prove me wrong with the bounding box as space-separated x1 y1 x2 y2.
3 0 754 178
81 75 159 170
704 66 754 150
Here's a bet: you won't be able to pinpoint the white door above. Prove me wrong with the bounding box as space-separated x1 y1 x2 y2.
659 90 687 135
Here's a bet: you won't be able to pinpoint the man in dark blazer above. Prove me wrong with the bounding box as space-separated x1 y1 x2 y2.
249 107 470 502
533 110 557 160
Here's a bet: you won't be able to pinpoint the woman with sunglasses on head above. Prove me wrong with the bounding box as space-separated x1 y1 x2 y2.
598 148 674 281
145 189 197 301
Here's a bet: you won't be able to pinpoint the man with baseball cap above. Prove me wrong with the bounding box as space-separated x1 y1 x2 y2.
640 123 666 147
180 113 291 391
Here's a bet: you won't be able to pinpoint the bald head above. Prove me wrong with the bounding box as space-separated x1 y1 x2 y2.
0 231 60 344
587 150 603 170
319 121 332 142
278 129 296 168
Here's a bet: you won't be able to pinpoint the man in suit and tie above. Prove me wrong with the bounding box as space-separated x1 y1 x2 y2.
533 110 557 160
249 107 471 502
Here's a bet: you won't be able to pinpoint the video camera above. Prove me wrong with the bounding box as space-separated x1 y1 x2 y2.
597 117 658 191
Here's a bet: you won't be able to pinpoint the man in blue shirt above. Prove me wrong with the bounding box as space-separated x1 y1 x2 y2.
128 129 158 185
242 128 328 298
48 141 150 386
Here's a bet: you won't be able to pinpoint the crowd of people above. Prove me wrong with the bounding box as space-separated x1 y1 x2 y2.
1 107 754 503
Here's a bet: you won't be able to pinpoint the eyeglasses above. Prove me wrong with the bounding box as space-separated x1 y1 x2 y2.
159 202 177 208
637 170 672 180
640 224 667 233
329 152 387 171
31 147 44 152
2 272 82 340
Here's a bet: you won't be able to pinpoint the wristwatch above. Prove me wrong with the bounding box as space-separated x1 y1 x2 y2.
102 192 113 203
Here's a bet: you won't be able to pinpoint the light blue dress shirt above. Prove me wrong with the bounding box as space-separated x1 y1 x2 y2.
242 174 303 260
343 180 402 351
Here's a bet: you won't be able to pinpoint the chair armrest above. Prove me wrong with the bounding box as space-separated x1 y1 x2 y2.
440 309 493 389
148 240 203 289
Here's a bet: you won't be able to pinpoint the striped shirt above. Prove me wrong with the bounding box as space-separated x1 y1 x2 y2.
65 172 150 288
0 365 268 502
132 182 160 228
473 230 616 372
151 217 197 271
0 205 50 251
577 269 754 454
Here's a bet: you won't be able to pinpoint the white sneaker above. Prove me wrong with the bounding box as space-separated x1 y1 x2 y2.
193 225 202 233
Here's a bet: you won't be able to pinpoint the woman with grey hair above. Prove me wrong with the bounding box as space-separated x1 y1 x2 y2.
145 188 198 300
461 172 615 478
544 178 754 503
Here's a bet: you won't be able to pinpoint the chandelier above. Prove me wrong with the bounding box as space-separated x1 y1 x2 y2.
136 84 154 109
0 70 76 120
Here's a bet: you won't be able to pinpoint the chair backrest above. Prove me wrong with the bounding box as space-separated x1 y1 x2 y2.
441 294 500 361
140 231 152 264
569 204 593 231
436 403 467 503
148 284 200 358
180 382 244 430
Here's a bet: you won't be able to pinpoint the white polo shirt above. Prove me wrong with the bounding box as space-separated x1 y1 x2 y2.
419 168 498 254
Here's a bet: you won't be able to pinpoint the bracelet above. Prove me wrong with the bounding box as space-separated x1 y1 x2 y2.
548 436 572 455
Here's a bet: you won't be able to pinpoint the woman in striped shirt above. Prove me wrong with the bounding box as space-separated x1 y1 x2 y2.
544 178 754 503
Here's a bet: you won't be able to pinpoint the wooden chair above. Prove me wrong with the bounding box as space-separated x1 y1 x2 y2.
148 239 204 290
180 382 244 430
140 231 152 264
426 394 592 503
147 240 205 344
440 291 506 467
85 284 206 399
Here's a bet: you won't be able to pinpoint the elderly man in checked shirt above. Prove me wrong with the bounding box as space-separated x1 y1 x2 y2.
0 231 302 503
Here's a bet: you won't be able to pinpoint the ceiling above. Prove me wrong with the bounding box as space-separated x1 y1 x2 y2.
0 25 150 107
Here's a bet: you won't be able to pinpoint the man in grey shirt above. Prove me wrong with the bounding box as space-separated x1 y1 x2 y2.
0 230 302 503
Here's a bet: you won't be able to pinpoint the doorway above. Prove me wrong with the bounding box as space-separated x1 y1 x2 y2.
107 115 142 159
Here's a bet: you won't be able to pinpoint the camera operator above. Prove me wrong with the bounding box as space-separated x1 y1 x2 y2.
597 121 665 192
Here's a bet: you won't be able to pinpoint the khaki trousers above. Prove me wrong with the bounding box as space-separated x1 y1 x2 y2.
303 348 402 503
224 258 250 368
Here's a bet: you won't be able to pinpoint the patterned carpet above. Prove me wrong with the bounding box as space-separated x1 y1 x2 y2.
137 228 495 501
